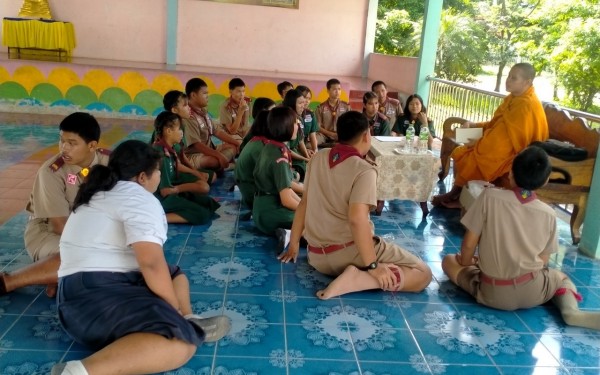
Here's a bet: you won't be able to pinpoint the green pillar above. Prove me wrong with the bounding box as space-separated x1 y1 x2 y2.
166 0 178 66
415 0 443 103
579 147 600 259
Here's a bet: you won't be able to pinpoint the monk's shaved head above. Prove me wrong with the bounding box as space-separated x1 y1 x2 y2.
512 63 536 81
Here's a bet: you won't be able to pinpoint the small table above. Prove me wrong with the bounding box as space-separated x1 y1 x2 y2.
2 17 76 61
369 138 439 216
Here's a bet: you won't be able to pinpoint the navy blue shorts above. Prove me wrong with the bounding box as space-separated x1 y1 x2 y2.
57 265 204 350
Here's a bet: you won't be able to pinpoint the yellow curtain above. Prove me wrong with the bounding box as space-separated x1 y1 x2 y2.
2 18 76 53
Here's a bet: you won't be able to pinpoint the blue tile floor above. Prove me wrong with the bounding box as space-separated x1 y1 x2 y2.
1 120 600 375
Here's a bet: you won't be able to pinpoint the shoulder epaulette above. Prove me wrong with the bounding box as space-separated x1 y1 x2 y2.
49 156 65 172
97 148 111 156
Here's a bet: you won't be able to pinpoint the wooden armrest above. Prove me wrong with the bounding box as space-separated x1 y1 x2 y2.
442 117 469 139
548 157 595 187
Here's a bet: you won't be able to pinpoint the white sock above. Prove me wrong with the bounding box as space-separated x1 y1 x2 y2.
61 361 89 375
284 229 291 249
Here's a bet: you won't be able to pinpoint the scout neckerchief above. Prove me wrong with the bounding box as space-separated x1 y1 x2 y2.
325 99 340 125
154 138 179 178
329 143 363 169
189 105 213 136
364 111 380 136
512 187 537 204
265 139 292 166
250 136 268 143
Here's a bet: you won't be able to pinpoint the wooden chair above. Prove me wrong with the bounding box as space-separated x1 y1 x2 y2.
437 104 599 244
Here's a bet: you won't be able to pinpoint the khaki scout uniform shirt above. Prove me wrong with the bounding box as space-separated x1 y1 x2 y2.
378 97 403 131
304 149 377 247
24 149 110 261
219 98 250 139
316 100 351 138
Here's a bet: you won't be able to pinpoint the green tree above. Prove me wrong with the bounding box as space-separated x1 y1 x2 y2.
435 10 487 83
374 9 419 56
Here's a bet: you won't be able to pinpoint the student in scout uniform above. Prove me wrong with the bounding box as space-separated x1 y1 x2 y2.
362 91 391 136
295 85 319 153
0 112 109 297
280 111 432 299
182 78 239 171
371 80 404 131
392 94 435 149
240 97 276 152
277 81 294 100
52 140 230 375
315 78 351 146
152 112 220 225
154 90 214 183
441 146 600 330
283 89 312 181
252 107 301 236
235 110 270 210
219 77 251 140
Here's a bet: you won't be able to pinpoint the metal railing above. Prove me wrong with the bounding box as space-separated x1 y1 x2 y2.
426 77 600 138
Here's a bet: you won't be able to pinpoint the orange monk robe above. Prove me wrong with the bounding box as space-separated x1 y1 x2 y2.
451 86 548 187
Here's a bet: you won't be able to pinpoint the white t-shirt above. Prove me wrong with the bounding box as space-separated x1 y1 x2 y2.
58 181 168 277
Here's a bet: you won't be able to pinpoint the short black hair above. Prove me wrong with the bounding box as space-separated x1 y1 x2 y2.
326 78 341 90
371 80 386 91
265 107 297 142
512 146 551 190
229 78 245 90
248 110 269 138
337 111 369 144
185 78 207 97
163 90 186 111
154 111 181 138
251 97 276 119
363 91 378 105
277 81 293 96
59 112 101 143
404 94 427 114
295 85 311 97
282 89 303 111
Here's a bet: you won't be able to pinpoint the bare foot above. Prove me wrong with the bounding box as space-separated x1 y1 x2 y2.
440 198 462 209
45 283 57 298
316 265 380 300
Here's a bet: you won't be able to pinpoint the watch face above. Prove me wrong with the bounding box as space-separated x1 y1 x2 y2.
369 262 378 269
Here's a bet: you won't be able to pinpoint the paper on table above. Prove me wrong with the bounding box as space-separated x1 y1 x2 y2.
455 128 483 143
374 136 404 142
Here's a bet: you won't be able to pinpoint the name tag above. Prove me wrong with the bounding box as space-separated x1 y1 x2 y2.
386 109 395 115
305 114 312 122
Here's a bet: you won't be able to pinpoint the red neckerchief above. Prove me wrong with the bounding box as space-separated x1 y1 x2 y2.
512 187 537 204
189 105 213 135
251 136 268 143
325 99 340 124
153 139 179 177
329 143 363 169
363 111 380 135
265 139 292 165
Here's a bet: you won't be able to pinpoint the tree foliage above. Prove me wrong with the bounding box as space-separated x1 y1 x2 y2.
375 0 600 113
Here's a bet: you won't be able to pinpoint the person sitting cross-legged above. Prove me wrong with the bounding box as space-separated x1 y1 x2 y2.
279 111 432 299
441 146 600 330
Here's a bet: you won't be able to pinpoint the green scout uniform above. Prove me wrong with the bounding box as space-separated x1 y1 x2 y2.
393 114 436 138
364 112 391 136
252 141 295 235
301 109 319 144
234 136 266 209
24 149 110 261
289 121 306 181
152 142 220 225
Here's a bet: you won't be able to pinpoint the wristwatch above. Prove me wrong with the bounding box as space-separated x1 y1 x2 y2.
359 262 378 271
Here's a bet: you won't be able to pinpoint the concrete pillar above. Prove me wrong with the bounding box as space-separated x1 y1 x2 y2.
415 0 442 103
166 0 178 66
362 0 379 78
579 147 600 259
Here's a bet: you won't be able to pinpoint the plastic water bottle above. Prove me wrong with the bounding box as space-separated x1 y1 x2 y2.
405 123 415 153
419 125 429 153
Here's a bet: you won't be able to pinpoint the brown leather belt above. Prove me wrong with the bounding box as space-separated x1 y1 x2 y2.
307 241 354 254
480 272 535 286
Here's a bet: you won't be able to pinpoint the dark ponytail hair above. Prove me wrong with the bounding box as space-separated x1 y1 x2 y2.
73 140 161 211
154 111 181 139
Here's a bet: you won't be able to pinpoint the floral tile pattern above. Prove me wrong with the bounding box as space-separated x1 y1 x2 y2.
1 119 600 374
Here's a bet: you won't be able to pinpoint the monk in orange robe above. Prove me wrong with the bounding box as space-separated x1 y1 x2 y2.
432 63 548 208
